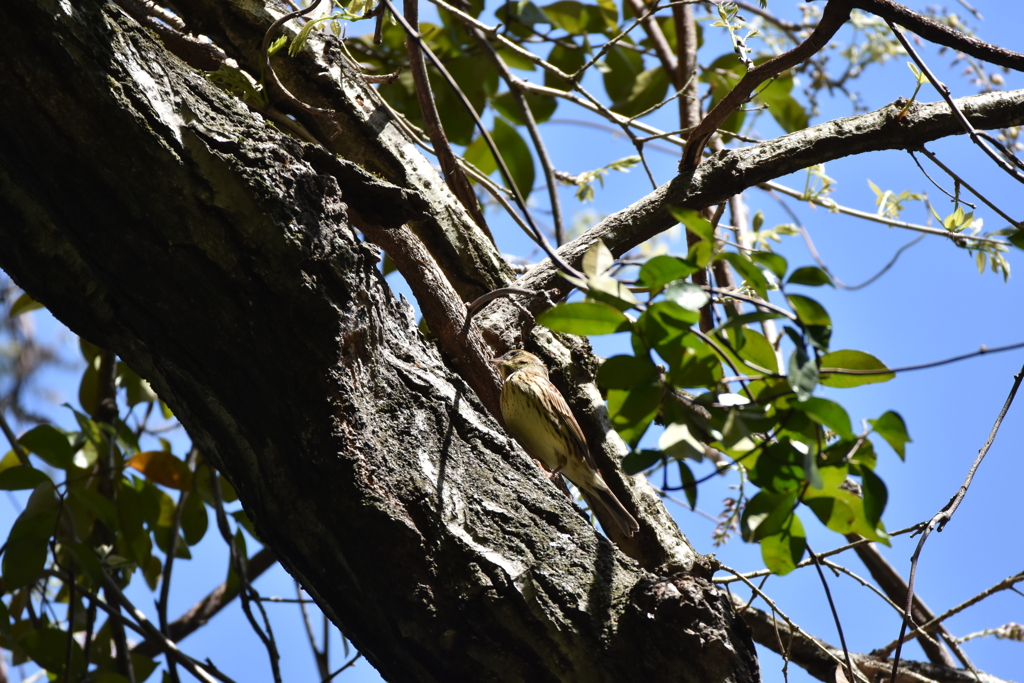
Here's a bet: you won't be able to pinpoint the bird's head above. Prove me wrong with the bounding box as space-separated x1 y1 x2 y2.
491 349 547 380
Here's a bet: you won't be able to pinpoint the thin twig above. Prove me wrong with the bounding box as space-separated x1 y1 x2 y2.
468 27 565 244
402 0 489 232
915 146 1021 228
807 544 856 682
0 409 31 465
212 476 282 683
887 361 1024 683
382 0 583 280
762 180 1011 247
908 150 973 206
462 287 554 333
718 563 870 682
799 225 925 291
879 571 1024 656
823 340 1024 377
887 20 1024 184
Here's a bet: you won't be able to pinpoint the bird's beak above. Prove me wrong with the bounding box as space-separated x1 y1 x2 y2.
489 357 503 367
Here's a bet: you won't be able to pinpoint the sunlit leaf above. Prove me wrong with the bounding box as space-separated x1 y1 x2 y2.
667 207 714 243
659 422 705 462
749 251 787 279
664 281 710 311
582 239 614 277
820 350 894 387
537 301 632 335
869 411 910 459
760 515 807 575
792 397 854 441
607 382 661 447
586 275 639 311
787 266 834 287
637 255 698 291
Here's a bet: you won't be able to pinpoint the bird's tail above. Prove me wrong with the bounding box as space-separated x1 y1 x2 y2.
587 484 639 538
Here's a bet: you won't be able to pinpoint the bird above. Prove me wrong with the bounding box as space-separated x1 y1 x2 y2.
492 349 640 538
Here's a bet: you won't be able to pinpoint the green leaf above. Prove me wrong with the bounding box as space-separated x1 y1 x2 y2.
760 515 807 576
667 207 714 243
786 294 831 351
118 362 159 407
2 533 50 588
79 357 100 418
586 275 639 311
491 90 558 126
669 335 724 388
642 301 700 368
582 239 614 277
717 326 779 375
602 44 644 102
700 54 746 137
786 294 831 327
804 492 856 533
757 78 809 133
820 350 894 387
544 42 586 90
541 0 589 34
637 255 698 290
869 411 910 459
181 491 209 546
663 281 709 311
18 627 87 676
68 485 120 533
64 541 106 588
749 441 803 494
621 448 661 475
1008 228 1024 250
858 465 888 528
805 486 889 544
749 251 788 279
537 301 632 335
709 311 787 336
19 425 75 470
598 355 659 389
607 382 661 447
491 118 535 200
0 466 52 491
678 461 697 509
610 67 669 118
741 489 798 541
720 252 770 299
787 266 834 287
9 292 44 318
786 345 818 402
793 397 854 441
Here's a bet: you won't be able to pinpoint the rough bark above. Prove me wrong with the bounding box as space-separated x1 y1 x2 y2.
0 1 758 681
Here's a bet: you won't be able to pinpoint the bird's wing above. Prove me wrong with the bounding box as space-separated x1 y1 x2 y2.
545 381 597 470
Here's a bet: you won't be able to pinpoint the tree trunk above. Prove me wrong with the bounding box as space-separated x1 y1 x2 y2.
0 1 759 680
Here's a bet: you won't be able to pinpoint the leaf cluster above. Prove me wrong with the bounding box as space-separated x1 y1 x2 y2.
537 225 911 575
0 333 251 680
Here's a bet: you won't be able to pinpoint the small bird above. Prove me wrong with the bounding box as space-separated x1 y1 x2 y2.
492 350 640 538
